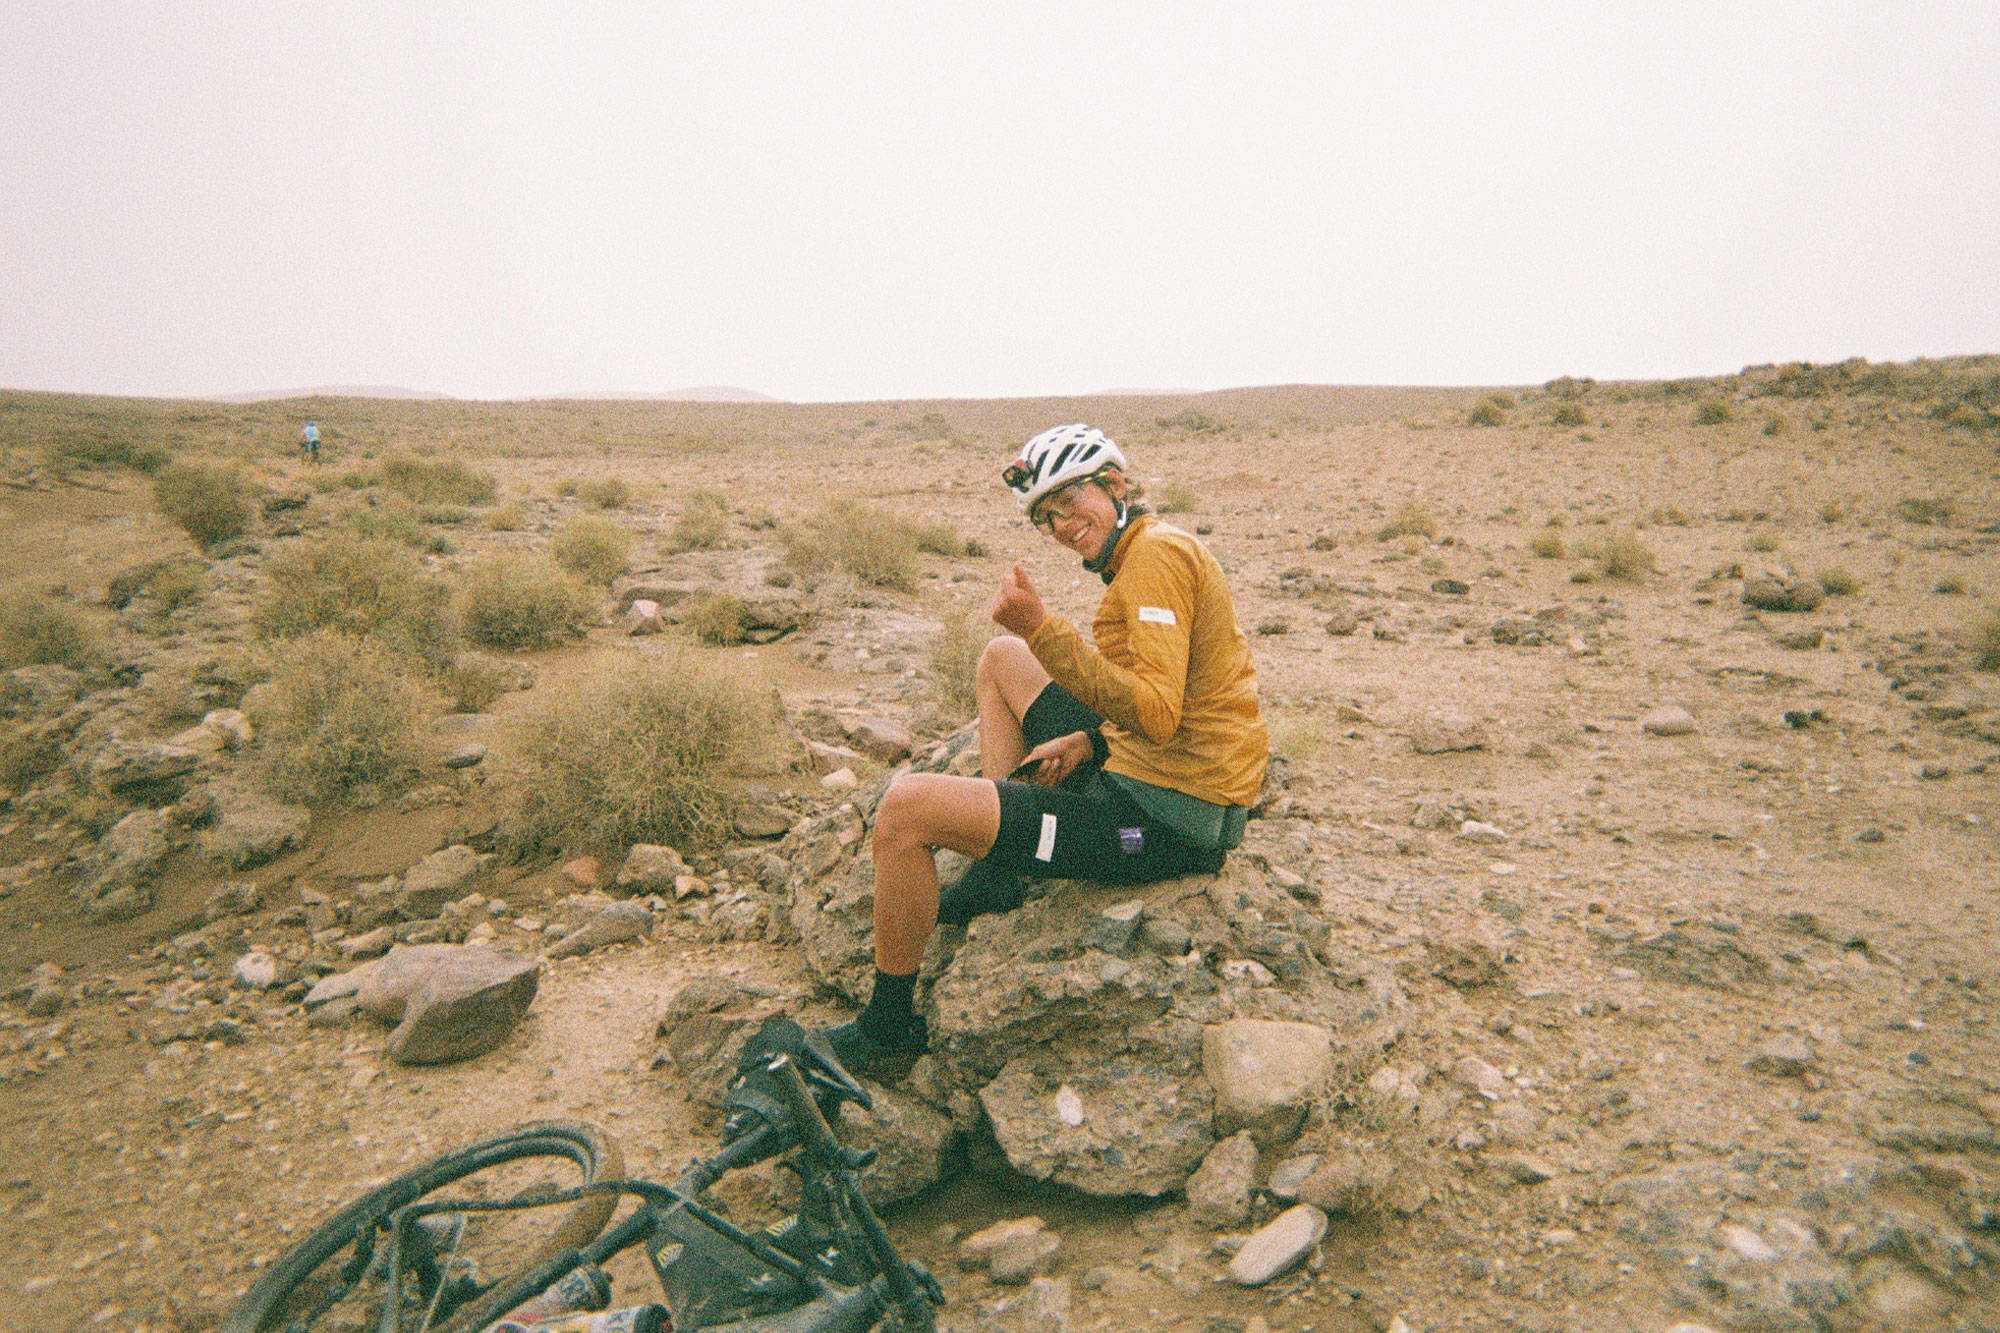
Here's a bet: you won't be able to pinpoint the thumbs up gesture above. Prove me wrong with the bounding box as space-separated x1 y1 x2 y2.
991 561 1047 638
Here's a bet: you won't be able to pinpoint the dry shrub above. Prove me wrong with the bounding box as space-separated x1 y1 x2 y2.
460 553 597 649
252 533 460 668
551 515 633 586
486 503 527 532
0 585 98 669
381 454 497 506
687 593 748 646
436 654 513 713
669 490 731 553
1376 502 1439 542
347 501 436 550
1597 529 1658 581
513 649 770 853
1973 612 2000 671
1154 483 1202 514
928 608 990 723
576 476 632 510
1747 531 1781 553
1549 402 1587 427
253 631 438 804
144 560 207 613
1528 529 1566 559
106 557 205 611
154 462 254 550
911 521 965 556
1898 496 1954 525
781 499 920 590
1818 568 1859 596
1695 397 1734 425
1467 398 1508 427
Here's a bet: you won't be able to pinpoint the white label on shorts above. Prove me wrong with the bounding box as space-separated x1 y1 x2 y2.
1035 813 1058 861
1137 605 1177 625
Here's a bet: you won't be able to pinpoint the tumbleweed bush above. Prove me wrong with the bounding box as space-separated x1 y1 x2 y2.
251 533 460 668
551 515 633 586
0 585 98 669
254 630 438 805
459 553 597 650
514 649 770 852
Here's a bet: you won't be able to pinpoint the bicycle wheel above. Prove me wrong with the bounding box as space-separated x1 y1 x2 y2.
222 1120 624 1333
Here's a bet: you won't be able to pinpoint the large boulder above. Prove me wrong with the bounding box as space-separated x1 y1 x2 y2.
1202 1018 1333 1148
73 807 171 922
781 742 1401 1200
77 738 202 799
201 781 311 870
326 943 542 1065
397 844 492 918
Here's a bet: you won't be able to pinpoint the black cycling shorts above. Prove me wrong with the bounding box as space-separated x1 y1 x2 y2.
985 683 1226 885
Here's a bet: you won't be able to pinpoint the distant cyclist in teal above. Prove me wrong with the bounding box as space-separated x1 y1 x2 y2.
300 421 321 464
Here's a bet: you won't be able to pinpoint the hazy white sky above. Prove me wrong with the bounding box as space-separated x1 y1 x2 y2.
3 2 1996 402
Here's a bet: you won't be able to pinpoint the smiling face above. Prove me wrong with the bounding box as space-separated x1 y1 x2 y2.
1031 472 1128 560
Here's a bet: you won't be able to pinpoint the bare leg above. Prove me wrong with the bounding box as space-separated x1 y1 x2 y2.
869 773 1002 972
976 636 1053 779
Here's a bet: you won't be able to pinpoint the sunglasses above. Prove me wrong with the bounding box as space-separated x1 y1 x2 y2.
1029 480 1093 533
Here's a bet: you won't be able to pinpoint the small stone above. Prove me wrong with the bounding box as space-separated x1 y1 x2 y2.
820 767 859 792
1451 1056 1508 1100
1185 1131 1259 1228
614 844 691 895
1411 714 1487 754
232 951 280 990
1747 1033 1817 1077
1641 705 1697 736
1487 1153 1555 1185
988 1229 1062 1285
1266 1153 1320 1202
1457 819 1508 844
958 1217 1048 1272
1226 1204 1326 1286
444 744 487 770
560 856 600 890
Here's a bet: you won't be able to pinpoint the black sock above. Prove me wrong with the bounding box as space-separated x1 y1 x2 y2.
859 969 918 1039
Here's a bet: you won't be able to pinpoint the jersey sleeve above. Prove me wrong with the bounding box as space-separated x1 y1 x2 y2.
1027 536 1197 745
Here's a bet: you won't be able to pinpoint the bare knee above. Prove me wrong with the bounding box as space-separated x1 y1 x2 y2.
874 773 940 853
976 635 1033 687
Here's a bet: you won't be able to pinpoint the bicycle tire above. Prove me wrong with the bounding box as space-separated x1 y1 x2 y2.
222 1119 624 1333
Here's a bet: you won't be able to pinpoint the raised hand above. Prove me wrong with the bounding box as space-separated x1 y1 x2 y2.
990 561 1047 638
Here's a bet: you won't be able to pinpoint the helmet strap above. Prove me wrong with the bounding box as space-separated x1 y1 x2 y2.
1083 495 1135 582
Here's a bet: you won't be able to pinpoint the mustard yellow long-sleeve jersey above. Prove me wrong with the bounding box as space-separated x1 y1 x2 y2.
1026 513 1268 808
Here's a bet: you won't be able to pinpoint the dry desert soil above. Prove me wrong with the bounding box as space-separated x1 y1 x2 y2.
1 363 1998 1333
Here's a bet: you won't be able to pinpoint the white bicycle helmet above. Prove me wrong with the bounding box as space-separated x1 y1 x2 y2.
1002 424 1128 512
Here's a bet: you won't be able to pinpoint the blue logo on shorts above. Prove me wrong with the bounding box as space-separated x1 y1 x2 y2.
1118 827 1145 855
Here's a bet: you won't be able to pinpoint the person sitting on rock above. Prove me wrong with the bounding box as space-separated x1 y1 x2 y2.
824 423 1269 1069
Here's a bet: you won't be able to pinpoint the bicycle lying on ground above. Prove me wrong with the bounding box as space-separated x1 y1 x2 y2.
222 1018 944 1333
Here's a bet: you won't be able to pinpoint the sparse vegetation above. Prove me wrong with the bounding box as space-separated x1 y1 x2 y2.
1596 529 1657 581
1898 496 1954 525
928 608 990 723
911 521 965 557
252 533 460 668
1747 531 1781 553
1819 502 1845 524
668 490 731 552
381 455 498 506
1549 402 1587 427
1935 576 1967 596
486 503 527 531
780 499 921 591
1155 409 1225 435
1646 506 1691 527
0 585 98 669
437 654 513 713
253 631 438 804
1154 484 1202 514
686 593 748 646
513 650 771 853
153 462 255 549
1973 612 2000 671
1467 398 1508 427
576 476 632 510
1376 502 1439 542
551 515 633 586
1528 529 1566 559
1694 397 1734 425
1818 568 1859 596
459 553 597 650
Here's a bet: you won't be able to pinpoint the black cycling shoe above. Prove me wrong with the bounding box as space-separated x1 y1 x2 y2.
823 1015 928 1072
937 861 1027 926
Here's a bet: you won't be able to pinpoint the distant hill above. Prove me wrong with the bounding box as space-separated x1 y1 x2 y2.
207 385 450 403
542 387 778 403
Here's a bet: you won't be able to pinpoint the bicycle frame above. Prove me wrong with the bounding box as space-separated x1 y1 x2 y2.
364 1023 941 1333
